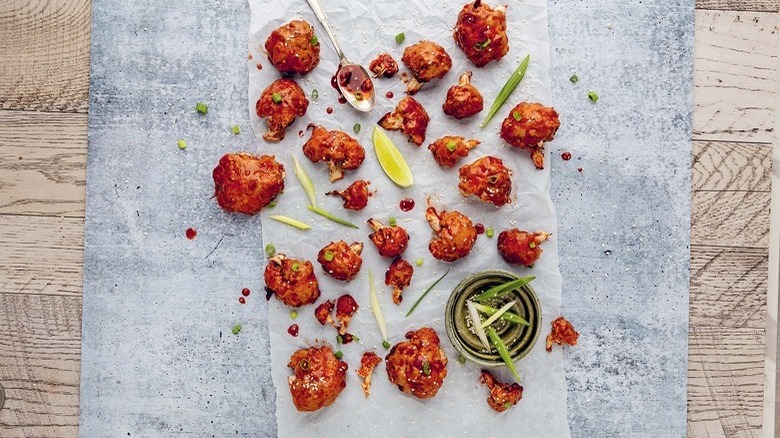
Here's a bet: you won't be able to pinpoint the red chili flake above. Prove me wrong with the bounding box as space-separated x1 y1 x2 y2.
185 228 197 239
239 297 246 304
241 288 251 297
577 167 584 173
338 95 347 105
475 223 485 234
326 107 334 114
288 324 300 337
385 91 394 99
399 198 415 212
561 152 572 161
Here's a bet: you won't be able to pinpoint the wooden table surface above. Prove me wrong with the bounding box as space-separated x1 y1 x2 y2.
0 0 776 436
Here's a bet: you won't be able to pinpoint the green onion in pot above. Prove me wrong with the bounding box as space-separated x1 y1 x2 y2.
479 301 516 328
474 276 535 302
487 326 521 383
466 300 491 351
472 302 530 326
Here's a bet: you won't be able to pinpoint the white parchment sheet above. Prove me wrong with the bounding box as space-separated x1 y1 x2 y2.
248 0 570 436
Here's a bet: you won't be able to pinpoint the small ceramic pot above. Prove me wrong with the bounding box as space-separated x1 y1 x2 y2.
445 269 542 367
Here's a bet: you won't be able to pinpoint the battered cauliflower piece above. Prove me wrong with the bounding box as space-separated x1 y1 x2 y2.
385 327 448 399
453 0 509 67
302 124 366 182
317 241 364 282
264 20 320 75
385 258 413 305
255 78 309 142
369 53 399 78
367 218 410 259
458 156 512 207
500 102 560 169
212 153 284 215
546 316 579 352
479 370 523 412
263 254 320 307
401 40 453 94
442 71 484 119
357 352 383 397
288 346 347 412
426 205 477 262
326 180 373 211
335 294 359 336
378 96 430 146
428 136 480 168
314 299 336 327
497 229 550 267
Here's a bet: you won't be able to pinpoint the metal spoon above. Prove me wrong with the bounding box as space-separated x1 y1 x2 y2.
306 0 376 112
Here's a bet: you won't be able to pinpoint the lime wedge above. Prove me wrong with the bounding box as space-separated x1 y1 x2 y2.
372 126 414 188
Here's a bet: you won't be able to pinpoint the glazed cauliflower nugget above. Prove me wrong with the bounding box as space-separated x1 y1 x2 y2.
288 346 347 412
369 53 399 78
458 156 512 207
497 229 550 267
385 327 448 399
401 40 453 94
367 218 410 259
264 20 320 75
335 294 359 335
212 153 284 215
378 96 430 146
314 299 336 327
385 258 413 305
546 316 580 352
442 71 484 119
264 254 320 307
302 124 366 182
317 241 364 282
500 102 560 169
453 0 509 67
357 352 383 397
326 180 372 211
256 78 309 142
479 370 523 412
428 136 480 168
426 205 477 262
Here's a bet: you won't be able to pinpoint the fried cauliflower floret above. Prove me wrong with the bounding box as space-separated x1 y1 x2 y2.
442 71 484 119
326 180 372 211
212 153 284 215
385 327 448 399
357 352 383 397
256 78 309 142
335 294 359 335
263 254 320 307
314 299 335 327
428 136 480 168
264 20 320 75
546 316 579 352
500 102 560 169
302 124 366 182
426 206 477 262
367 218 410 259
401 40 453 94
453 0 509 67
385 258 414 305
458 156 512 207
497 229 550 267
479 370 523 412
369 53 399 78
288 346 347 412
378 97 430 146
317 241 364 282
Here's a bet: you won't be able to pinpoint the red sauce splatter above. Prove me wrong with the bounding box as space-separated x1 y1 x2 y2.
239 297 246 304
185 228 197 239
298 130 304 138
360 79 373 93
561 152 572 161
399 198 415 212
341 333 354 344
256 63 262 70
577 167 584 173
475 223 485 234
338 95 347 105
241 288 251 297
326 107 334 114
331 74 339 91
385 91 394 99
288 324 299 337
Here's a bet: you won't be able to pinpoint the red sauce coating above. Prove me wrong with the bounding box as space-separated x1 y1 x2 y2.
338 95 347 104
185 228 197 239
399 198 415 212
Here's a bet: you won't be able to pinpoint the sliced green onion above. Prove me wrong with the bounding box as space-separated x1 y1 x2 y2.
479 301 516 328
334 350 343 359
445 140 457 152
177 139 187 150
474 276 535 302
290 310 298 319
512 111 521 121
503 401 512 409
422 361 431 375
310 35 319 46
195 102 208 114
336 334 343 344
231 124 240 134
472 302 530 326
368 270 388 342
529 242 536 249
269 215 311 230
291 262 300 272
382 340 391 349
312 89 319 100
570 73 579 83
308 205 359 229
486 228 494 238
486 326 521 382
466 300 491 351
323 250 334 262
231 324 242 335
415 258 424 267
395 32 405 44
272 93 282 104
265 244 276 257
291 155 317 207
353 123 361 133
481 54 530 128
388 216 397 226
588 90 599 102
268 200 278 208
406 269 450 317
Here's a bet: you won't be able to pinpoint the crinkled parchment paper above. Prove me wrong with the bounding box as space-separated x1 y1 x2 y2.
248 0 570 436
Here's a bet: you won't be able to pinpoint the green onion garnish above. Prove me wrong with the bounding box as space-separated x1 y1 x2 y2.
310 35 319 46
292 155 318 207
290 310 298 319
353 123 361 133
406 269 450 317
269 215 311 230
466 300 491 351
291 262 300 272
481 54 530 128
177 139 187 150
312 89 319 100
336 335 343 344
368 270 389 342
272 92 282 104
529 242 536 249
415 258 424 267
232 324 242 335
323 250 334 262
268 200 278 208
570 74 579 83
474 276 535 302
382 340 391 349
388 216 396 226
588 90 599 102
479 301 516 328
265 244 276 257
486 326 521 382
195 102 208 114
231 125 240 135
486 228 494 238
334 350 343 359
422 361 431 375
472 302 530 326
308 205 359 229
512 111 521 121
395 32 405 44
445 140 457 152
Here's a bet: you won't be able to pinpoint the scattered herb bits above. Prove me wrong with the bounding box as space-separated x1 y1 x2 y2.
323 250 334 262
334 350 344 359
415 258 424 267
232 324 242 335
265 243 276 257
310 35 319 46
231 125 240 135
422 361 431 375
445 140 457 152
195 102 208 114
272 93 283 104
177 139 187 150
570 74 579 83
290 310 298 320
588 90 599 102
388 216 397 226
353 123 361 134
486 228 494 238
312 89 319 100
395 32 405 44
382 340 391 349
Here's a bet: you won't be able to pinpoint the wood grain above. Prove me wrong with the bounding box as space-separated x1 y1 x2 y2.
693 140 773 192
0 111 87 217
698 0 779 11
693 10 778 144
0 0 91 112
691 190 771 249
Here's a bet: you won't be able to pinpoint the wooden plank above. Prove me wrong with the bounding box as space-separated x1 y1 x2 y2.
693 10 778 144
0 215 83 297
0 111 87 217
0 0 90 112
688 326 765 438
697 0 779 12
693 140 772 192
0 294 81 438
691 190 771 249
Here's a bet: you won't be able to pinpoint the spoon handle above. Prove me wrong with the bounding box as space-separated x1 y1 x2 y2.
305 0 347 64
